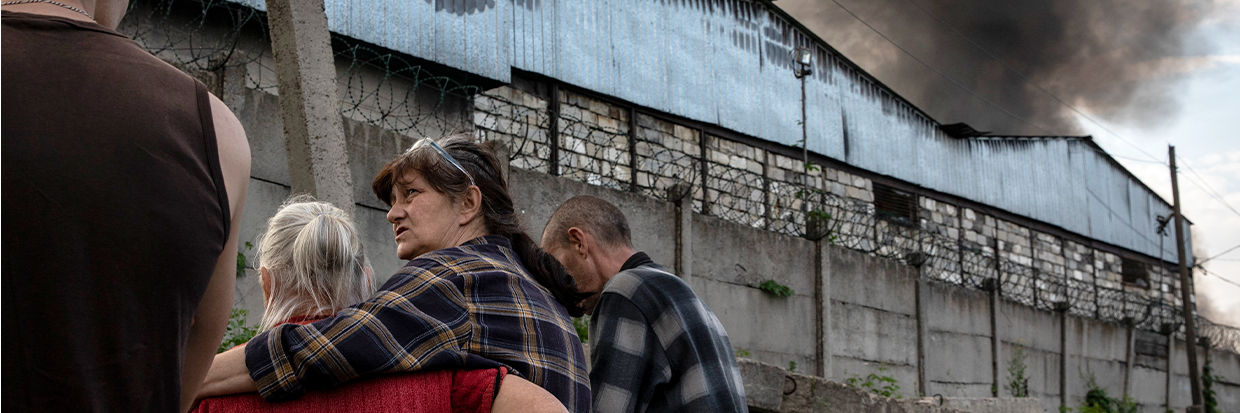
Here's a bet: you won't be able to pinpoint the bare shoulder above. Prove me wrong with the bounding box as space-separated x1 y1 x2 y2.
208 93 250 216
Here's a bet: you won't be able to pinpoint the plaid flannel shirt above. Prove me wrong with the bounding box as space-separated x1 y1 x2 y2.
588 253 747 413
245 235 591 412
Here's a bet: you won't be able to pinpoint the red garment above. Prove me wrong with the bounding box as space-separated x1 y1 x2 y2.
193 317 506 413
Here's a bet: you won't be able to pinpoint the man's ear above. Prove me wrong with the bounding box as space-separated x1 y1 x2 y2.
458 185 483 226
567 227 589 256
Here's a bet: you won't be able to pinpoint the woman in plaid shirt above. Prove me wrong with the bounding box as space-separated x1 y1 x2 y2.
200 136 591 412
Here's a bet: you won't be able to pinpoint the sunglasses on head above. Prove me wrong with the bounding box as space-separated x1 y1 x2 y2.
409 138 476 187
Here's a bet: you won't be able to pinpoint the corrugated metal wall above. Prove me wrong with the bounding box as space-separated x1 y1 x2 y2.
232 0 1189 264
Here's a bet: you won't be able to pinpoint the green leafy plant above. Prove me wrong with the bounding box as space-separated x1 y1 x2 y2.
844 365 902 399
217 308 259 353
788 360 797 372
1062 373 1137 413
1007 341 1030 397
573 316 590 343
758 280 794 297
1204 355 1220 413
735 348 752 358
236 241 253 278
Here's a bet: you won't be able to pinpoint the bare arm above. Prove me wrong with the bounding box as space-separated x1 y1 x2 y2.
491 375 569 413
197 341 257 399
180 93 251 412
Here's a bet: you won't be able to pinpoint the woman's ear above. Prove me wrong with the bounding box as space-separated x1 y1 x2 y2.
259 267 274 304
458 185 483 226
364 266 375 291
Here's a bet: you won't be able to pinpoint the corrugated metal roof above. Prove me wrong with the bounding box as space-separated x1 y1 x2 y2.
230 0 1189 265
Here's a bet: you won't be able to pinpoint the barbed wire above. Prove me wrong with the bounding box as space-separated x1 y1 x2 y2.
122 0 477 141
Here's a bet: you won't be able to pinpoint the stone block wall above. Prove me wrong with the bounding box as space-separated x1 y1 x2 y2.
474 87 552 173
632 113 703 207
557 89 630 190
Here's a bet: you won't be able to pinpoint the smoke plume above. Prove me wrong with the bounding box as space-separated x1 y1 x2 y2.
777 0 1221 136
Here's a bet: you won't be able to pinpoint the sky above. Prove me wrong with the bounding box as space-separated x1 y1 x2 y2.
777 0 1240 327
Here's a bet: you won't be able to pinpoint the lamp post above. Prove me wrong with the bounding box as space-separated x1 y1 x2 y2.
792 46 813 238
792 46 813 167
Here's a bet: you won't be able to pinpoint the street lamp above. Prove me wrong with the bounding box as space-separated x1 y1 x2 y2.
792 46 813 78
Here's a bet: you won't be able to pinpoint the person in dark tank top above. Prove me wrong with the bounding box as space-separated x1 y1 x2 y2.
2 0 252 411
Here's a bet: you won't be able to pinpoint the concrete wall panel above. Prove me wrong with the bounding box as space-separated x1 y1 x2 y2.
1128 366 1166 409
831 301 918 367
925 280 992 337
694 277 817 371
998 299 1060 355
926 331 993 389
829 246 917 316
691 214 816 296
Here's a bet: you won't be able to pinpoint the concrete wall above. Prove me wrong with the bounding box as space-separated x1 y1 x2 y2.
997 299 1063 412
924 281 994 398
828 247 921 396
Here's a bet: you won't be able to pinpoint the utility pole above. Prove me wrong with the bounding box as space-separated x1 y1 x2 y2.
1169 145 1203 410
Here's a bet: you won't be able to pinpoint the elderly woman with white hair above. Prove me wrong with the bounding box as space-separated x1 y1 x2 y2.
193 197 565 413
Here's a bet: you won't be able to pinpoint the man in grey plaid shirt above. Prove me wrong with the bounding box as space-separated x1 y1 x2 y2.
542 196 747 413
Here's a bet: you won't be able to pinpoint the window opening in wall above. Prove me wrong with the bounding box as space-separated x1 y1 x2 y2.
874 183 917 227
1121 258 1150 288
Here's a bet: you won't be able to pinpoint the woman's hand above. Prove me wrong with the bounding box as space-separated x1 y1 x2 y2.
194 344 258 404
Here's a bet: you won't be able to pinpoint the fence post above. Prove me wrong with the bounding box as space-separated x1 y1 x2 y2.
815 240 833 378
267 0 354 216
628 106 638 193
549 83 560 176
991 237 1002 397
762 150 771 230
1060 307 1069 410
915 274 928 397
1093 249 1101 319
1123 318 1136 397
674 183 694 288
1166 329 1175 410
1031 232 1040 309
699 129 710 216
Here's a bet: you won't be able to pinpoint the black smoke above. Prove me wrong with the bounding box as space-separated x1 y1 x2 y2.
777 0 1219 135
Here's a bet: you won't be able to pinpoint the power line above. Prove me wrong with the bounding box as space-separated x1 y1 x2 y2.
822 0 1055 136
1199 242 1240 266
1111 154 1167 165
895 0 1166 164
1197 265 1240 289
1176 154 1240 220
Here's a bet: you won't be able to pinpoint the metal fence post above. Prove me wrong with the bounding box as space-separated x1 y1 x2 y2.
549 83 560 176
762 150 771 230
991 236 1002 397
699 129 710 215
628 106 638 193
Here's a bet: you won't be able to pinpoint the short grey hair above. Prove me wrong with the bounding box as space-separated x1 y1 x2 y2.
543 196 632 250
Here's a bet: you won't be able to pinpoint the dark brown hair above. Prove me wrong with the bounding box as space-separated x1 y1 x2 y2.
372 134 588 316
543 195 633 250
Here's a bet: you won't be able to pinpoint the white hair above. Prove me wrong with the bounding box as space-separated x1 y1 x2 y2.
256 195 373 331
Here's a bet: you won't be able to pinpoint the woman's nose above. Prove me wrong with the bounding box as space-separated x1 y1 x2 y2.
386 204 404 223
